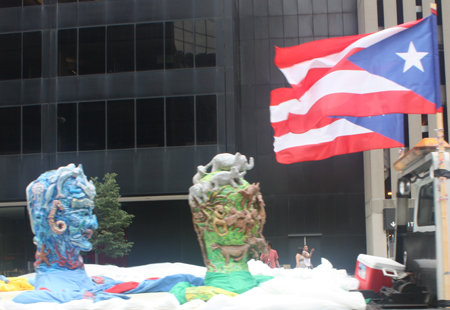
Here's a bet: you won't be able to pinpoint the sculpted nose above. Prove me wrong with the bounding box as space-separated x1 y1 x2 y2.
88 215 98 230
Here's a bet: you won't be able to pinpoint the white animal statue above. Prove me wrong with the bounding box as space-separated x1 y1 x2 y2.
210 167 246 190
204 152 254 172
189 181 212 205
192 165 207 184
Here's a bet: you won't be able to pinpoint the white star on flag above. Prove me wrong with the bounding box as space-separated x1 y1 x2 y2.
396 41 428 73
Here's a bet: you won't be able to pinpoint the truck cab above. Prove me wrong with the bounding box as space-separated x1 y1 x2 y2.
394 138 450 304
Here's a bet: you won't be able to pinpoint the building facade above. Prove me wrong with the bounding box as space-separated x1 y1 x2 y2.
0 0 446 276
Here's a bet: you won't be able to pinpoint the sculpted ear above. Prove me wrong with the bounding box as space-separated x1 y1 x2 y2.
48 200 67 235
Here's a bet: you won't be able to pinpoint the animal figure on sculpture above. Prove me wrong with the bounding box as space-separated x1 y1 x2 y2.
26 164 98 274
210 167 246 190
204 152 254 172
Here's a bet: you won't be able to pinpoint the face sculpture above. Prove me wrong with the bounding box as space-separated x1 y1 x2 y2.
26 164 98 273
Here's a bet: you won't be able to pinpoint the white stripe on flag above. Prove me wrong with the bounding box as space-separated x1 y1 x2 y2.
270 98 298 123
270 70 409 119
273 119 371 152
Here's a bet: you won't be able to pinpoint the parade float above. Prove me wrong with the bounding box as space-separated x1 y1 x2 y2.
0 157 365 310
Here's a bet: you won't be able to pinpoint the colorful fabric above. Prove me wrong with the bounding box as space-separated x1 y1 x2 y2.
170 274 273 305
104 281 140 293
169 282 194 304
185 286 238 302
125 274 204 294
12 289 130 304
271 14 440 164
0 277 34 292
204 271 273 294
33 268 95 291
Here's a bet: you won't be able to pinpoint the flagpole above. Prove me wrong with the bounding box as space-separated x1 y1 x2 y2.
432 2 450 300
436 112 450 301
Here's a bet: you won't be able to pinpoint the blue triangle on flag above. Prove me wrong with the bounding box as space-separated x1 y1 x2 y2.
331 114 404 145
347 14 441 107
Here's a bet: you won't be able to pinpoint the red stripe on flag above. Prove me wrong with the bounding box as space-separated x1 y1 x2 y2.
275 132 404 164
272 117 337 137
286 91 437 134
270 88 296 106
289 58 365 99
274 34 368 69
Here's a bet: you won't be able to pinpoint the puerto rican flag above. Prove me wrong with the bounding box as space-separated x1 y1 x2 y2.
271 13 440 164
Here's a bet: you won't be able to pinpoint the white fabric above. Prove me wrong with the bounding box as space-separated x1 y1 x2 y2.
0 258 364 310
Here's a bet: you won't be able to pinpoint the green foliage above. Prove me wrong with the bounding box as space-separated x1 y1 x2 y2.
90 173 134 259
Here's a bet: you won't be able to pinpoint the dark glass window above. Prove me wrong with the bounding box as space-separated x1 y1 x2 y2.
195 19 216 67
57 103 77 152
136 98 164 148
79 27 105 75
0 207 30 276
417 182 435 226
165 20 194 69
23 32 41 79
107 100 134 149
0 107 20 155
24 0 42 5
136 23 164 71
79 101 105 151
0 0 21 8
196 95 217 145
107 25 134 73
22 105 41 154
166 96 194 146
58 0 76 3
0 33 21 81
58 29 77 76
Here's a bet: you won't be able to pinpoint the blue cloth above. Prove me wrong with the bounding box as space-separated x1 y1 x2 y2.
125 274 204 294
93 292 130 302
13 290 129 304
12 272 203 304
13 290 85 304
34 269 94 291
0 275 9 283
90 276 124 293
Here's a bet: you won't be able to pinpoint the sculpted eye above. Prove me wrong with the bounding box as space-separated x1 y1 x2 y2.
69 216 81 226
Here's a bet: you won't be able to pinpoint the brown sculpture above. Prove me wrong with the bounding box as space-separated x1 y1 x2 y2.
188 153 267 273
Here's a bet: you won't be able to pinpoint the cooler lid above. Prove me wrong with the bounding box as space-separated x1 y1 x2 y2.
357 254 405 271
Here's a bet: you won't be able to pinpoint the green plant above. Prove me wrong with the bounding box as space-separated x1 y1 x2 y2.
90 173 134 260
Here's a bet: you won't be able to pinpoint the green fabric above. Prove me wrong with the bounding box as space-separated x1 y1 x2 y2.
253 274 275 285
169 282 193 304
185 286 238 302
204 271 274 294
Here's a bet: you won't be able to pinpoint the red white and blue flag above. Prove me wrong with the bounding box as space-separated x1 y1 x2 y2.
271 13 441 164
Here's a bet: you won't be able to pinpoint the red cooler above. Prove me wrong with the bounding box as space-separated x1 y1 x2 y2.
355 254 405 292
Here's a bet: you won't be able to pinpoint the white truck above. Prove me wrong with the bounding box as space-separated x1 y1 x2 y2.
390 138 450 307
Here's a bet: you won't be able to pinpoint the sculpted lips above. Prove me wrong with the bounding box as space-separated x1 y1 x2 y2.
82 229 93 239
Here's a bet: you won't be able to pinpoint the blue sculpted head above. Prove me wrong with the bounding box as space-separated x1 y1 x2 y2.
26 164 98 273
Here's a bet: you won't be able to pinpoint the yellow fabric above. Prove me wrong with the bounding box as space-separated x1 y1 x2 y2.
185 286 238 302
0 277 34 292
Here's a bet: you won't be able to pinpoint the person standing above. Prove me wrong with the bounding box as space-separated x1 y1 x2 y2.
302 245 314 269
296 247 306 268
260 241 281 269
